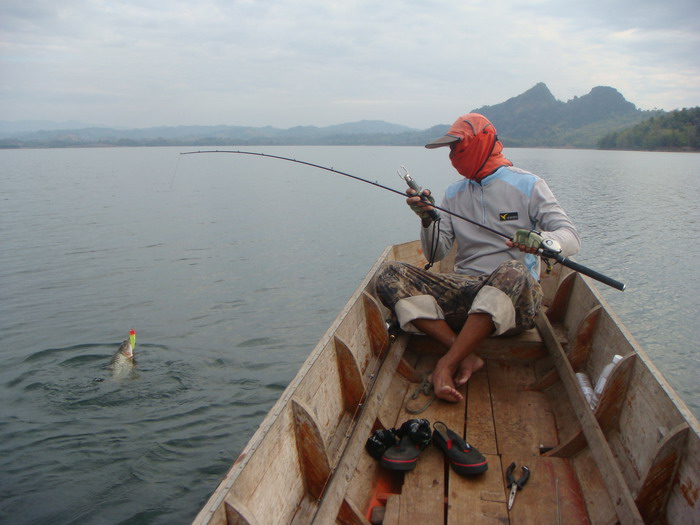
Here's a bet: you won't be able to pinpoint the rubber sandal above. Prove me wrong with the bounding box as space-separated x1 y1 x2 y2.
380 419 432 471
365 428 399 460
380 434 423 471
432 421 488 476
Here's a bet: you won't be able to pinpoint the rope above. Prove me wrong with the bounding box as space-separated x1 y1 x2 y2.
405 371 435 415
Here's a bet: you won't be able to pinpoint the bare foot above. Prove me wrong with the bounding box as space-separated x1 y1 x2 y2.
455 353 485 386
431 364 464 403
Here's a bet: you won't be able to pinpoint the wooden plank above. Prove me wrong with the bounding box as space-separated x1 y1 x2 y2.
397 351 463 429
593 354 636 430
666 428 700 524
546 271 576 323
377 370 413 430
363 292 390 358
535 310 645 524
205 501 228 525
390 241 428 269
447 454 507 524
568 306 602 372
403 329 552 362
396 357 422 382
311 334 411 524
232 405 307 524
376 340 421 429
343 356 414 520
547 354 636 458
476 329 547 362
635 423 690 523
337 497 372 525
293 339 348 464
335 336 367 413
539 259 566 309
291 398 332 500
343 441 403 524
396 439 445 523
560 277 600 348
382 495 400 525
223 498 261 525
289 496 316 525
540 381 581 453
397 353 462 525
337 299 374 378
489 360 558 456
500 456 590 525
571 448 617 524
529 305 601 391
466 364 497 455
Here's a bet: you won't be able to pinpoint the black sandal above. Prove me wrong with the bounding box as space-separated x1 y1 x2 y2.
365 428 400 460
432 421 488 476
380 419 431 471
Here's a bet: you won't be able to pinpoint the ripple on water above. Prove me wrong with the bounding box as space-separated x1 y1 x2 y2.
2 147 698 525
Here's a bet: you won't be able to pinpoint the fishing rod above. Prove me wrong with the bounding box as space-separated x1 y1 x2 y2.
179 149 626 291
179 149 502 236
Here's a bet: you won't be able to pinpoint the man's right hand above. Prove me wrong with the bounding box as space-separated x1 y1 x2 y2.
406 189 437 224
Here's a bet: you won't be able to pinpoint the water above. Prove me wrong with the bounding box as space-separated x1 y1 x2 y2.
1 146 698 524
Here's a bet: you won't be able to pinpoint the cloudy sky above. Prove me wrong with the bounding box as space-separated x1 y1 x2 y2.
2 0 698 129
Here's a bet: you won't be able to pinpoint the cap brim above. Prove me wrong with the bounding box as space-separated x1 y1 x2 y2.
425 134 460 149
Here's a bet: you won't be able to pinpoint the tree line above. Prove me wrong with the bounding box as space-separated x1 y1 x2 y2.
598 107 700 151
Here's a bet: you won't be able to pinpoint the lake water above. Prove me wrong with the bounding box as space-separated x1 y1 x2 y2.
1 146 698 524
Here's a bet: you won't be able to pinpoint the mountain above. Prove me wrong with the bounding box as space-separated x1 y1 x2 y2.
0 84 672 149
472 83 657 147
0 120 99 133
0 120 421 147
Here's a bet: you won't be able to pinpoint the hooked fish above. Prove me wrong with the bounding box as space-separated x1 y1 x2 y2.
110 329 137 378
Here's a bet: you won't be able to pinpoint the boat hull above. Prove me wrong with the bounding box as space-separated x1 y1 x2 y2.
193 241 699 525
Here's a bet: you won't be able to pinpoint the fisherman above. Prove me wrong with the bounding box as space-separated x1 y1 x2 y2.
375 113 580 402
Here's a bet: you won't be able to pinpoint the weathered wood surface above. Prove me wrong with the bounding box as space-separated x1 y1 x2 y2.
311 334 410 524
192 241 700 525
535 310 645 524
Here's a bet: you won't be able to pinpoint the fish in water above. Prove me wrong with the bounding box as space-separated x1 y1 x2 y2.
110 329 137 378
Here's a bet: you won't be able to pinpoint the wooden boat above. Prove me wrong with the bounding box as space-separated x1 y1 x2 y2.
193 240 699 524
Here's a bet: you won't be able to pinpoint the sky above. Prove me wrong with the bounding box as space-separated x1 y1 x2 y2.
1 0 699 130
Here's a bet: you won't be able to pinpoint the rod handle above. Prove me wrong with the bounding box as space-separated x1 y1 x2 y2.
550 253 626 291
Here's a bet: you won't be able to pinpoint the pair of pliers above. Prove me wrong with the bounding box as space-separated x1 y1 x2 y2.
506 462 531 510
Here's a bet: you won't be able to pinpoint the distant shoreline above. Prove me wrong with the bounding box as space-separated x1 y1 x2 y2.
2 142 697 153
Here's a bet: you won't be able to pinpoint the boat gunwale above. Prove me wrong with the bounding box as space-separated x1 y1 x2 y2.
192 244 397 524
571 270 699 434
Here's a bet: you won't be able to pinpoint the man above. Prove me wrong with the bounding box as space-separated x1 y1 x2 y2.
376 113 580 402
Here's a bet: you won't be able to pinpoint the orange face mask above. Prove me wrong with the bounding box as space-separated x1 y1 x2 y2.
446 113 512 181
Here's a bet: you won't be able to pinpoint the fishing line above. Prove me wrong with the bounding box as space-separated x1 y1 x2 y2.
179 149 508 239
179 149 626 291
170 153 182 191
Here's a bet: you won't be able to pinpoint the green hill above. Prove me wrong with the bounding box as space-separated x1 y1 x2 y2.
472 83 660 148
598 107 700 151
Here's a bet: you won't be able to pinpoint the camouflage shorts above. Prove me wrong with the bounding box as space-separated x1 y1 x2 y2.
375 260 542 332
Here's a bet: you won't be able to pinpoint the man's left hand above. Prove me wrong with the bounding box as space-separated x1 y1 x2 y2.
507 229 543 254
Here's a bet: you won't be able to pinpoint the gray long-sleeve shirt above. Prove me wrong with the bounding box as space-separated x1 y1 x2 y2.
421 165 580 279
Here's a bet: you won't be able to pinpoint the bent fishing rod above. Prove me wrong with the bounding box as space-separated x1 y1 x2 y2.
180 149 626 291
